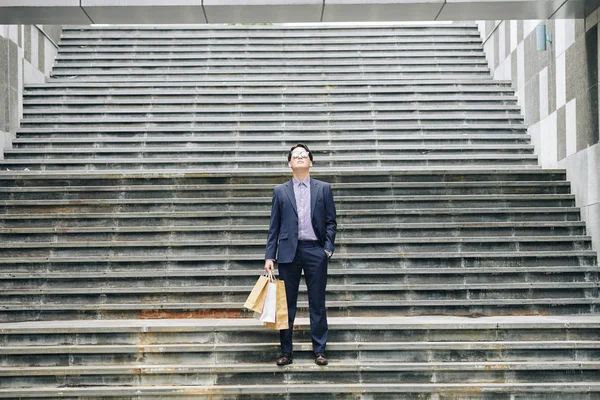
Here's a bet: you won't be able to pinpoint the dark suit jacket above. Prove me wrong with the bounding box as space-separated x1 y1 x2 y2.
265 178 337 264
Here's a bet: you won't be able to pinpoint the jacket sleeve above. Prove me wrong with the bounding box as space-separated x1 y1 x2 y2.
323 183 337 254
265 188 281 261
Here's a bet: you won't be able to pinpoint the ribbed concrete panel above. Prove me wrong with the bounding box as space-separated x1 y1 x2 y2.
0 1 91 25
437 0 567 20
204 0 323 23
82 0 207 24
322 0 444 22
0 0 596 24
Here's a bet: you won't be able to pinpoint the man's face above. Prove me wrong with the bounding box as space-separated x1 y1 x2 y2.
288 147 312 171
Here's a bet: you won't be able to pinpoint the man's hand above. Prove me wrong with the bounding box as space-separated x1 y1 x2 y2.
264 259 275 274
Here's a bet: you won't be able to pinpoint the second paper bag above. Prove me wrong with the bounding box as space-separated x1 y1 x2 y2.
264 279 289 330
258 280 277 323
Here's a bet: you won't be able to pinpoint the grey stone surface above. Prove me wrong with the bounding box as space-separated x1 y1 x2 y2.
23 24 30 63
322 1 444 22
17 24 21 48
566 24 598 103
576 84 599 151
40 25 62 45
557 104 567 160
524 73 540 125
0 1 592 24
0 5 91 25
37 29 44 74
438 0 569 20
0 38 7 133
547 58 557 112
494 23 500 70
485 20 495 39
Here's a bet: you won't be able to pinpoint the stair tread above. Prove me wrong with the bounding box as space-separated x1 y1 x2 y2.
2 282 597 296
0 221 583 232
0 250 595 264
3 360 600 376
2 266 597 280
2 383 600 396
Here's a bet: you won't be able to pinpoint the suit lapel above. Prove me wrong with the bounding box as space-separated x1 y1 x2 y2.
284 180 297 214
310 178 318 220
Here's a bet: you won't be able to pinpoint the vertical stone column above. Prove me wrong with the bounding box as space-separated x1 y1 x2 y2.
476 17 600 255
0 25 61 162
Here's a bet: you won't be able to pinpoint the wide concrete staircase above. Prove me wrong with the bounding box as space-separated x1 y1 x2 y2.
0 23 598 398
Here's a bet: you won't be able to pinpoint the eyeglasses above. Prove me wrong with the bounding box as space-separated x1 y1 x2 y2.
291 151 310 159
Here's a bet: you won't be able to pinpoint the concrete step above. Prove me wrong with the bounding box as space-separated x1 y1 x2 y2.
58 37 482 46
22 94 519 106
11 135 532 149
12 125 530 140
0 169 565 186
0 208 581 231
2 265 597 281
52 58 490 69
22 104 522 115
19 113 524 124
0 250 595 265
2 280 596 297
49 66 491 75
3 314 600 397
59 24 479 37
22 79 516 94
0 294 598 322
23 78 515 91
0 194 575 213
4 145 535 160
0 156 540 172
48 73 492 83
55 51 487 62
0 236 590 256
0 222 586 240
0 179 571 198
57 39 484 49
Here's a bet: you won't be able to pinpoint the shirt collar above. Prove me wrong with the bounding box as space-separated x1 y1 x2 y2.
292 176 311 187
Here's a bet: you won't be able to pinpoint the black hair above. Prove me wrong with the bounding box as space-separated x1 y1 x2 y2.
287 143 313 162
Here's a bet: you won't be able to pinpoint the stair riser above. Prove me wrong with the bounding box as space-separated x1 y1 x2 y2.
2 255 595 273
1 305 599 323
4 326 599 346
0 160 539 171
0 199 575 214
3 285 597 304
12 132 530 141
4 348 600 367
4 150 535 160
11 140 533 150
0 241 592 258
52 60 490 68
0 173 570 188
3 271 596 289
0 214 584 230
0 391 591 399
0 186 571 201
0 226 586 242
2 369 600 388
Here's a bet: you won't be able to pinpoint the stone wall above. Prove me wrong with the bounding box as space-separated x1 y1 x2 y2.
0 25 60 161
477 17 600 254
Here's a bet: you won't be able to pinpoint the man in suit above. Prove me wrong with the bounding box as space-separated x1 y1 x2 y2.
264 143 337 367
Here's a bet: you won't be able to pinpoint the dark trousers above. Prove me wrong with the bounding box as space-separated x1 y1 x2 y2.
278 240 328 354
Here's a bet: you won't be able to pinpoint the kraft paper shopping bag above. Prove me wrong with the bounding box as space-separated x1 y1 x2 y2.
244 274 270 313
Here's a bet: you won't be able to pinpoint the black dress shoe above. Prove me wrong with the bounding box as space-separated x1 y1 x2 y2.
315 352 328 366
276 352 293 366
